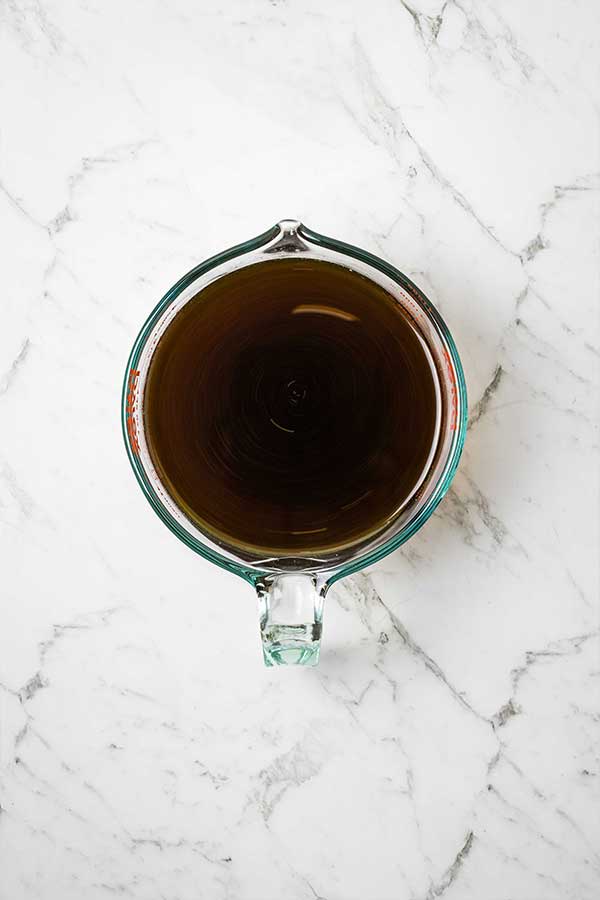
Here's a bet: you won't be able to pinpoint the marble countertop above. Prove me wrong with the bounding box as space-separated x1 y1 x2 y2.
1 1 598 898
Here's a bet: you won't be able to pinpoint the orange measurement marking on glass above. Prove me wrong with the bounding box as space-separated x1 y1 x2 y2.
441 349 458 431
126 369 141 453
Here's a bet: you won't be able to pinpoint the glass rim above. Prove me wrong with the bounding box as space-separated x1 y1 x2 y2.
121 221 467 586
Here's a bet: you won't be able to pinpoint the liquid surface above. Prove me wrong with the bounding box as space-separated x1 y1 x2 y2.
144 258 440 555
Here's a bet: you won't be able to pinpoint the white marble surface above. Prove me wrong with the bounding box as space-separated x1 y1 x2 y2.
1 1 599 898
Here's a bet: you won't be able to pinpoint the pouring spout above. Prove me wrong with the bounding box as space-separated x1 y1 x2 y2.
262 219 311 254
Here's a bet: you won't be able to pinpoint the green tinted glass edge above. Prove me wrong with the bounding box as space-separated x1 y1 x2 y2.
298 224 468 586
121 223 467 588
121 226 279 584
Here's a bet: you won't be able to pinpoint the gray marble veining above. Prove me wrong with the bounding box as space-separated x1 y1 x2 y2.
0 1 598 898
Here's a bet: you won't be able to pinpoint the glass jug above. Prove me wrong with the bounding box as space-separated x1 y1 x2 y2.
122 220 467 666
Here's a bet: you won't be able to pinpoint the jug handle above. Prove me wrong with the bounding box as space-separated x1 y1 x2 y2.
254 574 328 666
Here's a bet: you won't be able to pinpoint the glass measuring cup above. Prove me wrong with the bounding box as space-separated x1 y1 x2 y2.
122 220 467 666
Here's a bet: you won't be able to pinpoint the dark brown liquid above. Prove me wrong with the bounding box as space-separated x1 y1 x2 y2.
144 258 440 555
